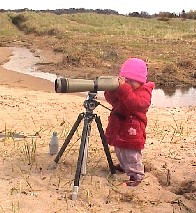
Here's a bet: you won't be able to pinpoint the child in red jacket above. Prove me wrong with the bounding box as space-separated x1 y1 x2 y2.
104 58 155 186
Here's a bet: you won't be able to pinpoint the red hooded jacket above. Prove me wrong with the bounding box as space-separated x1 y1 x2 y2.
104 82 155 150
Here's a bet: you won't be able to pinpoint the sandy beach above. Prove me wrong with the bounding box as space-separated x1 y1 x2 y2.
0 47 195 212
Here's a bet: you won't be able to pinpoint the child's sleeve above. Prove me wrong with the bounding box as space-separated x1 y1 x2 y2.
104 91 118 106
115 83 151 110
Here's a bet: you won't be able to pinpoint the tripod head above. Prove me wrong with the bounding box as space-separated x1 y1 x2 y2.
83 91 100 112
83 90 112 114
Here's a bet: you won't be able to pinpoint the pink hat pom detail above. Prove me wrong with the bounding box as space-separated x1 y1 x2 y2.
119 58 147 83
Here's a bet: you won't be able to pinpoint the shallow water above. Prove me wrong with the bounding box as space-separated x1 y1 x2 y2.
151 87 196 107
2 47 196 107
3 47 57 82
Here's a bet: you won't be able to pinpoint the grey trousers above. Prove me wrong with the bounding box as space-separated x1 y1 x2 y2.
114 147 144 180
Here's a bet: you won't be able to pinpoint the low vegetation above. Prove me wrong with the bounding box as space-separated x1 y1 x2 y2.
0 13 22 42
1 11 196 87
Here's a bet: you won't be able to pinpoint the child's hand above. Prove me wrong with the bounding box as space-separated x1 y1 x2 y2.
118 76 126 85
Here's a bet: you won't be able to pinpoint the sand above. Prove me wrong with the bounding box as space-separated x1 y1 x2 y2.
0 47 195 213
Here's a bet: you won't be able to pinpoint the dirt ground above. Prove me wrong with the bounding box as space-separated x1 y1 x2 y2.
0 47 195 212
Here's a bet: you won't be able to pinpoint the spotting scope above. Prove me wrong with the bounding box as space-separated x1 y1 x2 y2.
55 76 119 93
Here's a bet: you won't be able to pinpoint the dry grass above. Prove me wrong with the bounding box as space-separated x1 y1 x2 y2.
0 13 22 43
1 11 196 86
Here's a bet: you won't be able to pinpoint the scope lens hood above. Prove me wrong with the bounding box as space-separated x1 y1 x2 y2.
55 78 68 93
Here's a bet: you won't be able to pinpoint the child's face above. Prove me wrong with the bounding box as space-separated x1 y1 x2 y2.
125 78 142 90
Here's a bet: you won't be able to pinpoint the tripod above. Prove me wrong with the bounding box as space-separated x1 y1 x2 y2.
53 91 116 200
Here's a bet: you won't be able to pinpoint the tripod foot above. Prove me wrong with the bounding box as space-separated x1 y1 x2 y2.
72 186 79 201
48 161 58 170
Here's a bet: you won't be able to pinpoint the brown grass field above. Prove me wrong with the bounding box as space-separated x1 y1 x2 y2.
0 12 196 88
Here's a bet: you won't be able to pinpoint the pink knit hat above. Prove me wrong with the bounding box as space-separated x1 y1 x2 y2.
119 58 147 83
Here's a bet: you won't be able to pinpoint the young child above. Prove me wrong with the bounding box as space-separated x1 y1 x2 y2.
104 58 155 186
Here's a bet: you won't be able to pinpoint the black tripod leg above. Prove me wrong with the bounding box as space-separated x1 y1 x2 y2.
95 115 116 175
54 113 84 163
72 117 90 200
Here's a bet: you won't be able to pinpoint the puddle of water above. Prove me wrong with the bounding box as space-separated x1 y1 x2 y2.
2 47 196 107
151 88 196 107
3 47 57 82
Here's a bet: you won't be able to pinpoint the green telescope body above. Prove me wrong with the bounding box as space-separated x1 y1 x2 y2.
55 76 119 93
